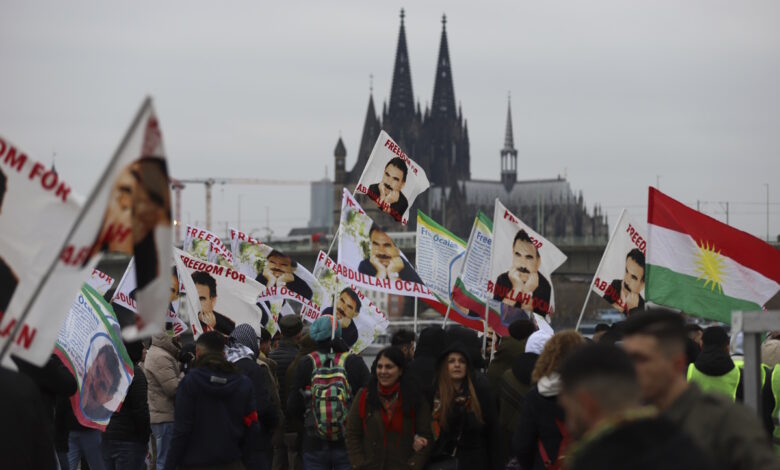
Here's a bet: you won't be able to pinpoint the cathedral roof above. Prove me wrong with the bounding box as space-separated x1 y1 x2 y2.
452 178 573 209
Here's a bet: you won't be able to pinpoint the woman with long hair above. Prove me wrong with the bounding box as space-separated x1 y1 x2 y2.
427 343 496 469
345 346 432 469
512 330 585 470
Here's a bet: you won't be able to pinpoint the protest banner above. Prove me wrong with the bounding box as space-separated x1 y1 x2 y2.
414 211 475 324
229 228 327 313
112 257 188 336
54 284 134 430
184 224 233 266
173 248 266 337
0 134 83 366
336 189 434 300
303 251 389 353
354 130 430 225
1 97 174 367
578 210 647 327
450 212 496 332
488 199 567 336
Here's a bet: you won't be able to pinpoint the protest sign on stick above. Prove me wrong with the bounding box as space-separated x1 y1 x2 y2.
354 130 430 225
336 189 434 300
303 251 388 353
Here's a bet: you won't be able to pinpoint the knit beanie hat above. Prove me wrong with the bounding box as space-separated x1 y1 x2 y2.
310 315 341 342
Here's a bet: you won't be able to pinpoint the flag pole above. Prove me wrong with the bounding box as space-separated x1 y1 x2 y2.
441 303 452 329
414 297 418 336
482 301 489 361
575 209 626 331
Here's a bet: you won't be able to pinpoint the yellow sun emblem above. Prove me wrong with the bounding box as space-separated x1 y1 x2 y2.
694 240 727 294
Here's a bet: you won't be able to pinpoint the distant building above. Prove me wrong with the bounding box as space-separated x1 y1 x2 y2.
333 10 608 241
308 178 333 230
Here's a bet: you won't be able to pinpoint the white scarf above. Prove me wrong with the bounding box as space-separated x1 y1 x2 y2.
537 373 561 397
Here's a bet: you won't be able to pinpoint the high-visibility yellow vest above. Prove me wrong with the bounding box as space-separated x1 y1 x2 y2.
687 363 740 401
770 365 780 454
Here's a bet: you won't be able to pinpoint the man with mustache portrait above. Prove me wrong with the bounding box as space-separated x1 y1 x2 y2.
255 250 313 300
320 287 361 348
603 248 645 315
357 224 422 283
493 229 552 319
367 157 409 219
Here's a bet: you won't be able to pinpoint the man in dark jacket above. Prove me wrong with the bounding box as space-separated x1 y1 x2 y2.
227 324 280 470
287 315 369 470
486 319 535 394
497 352 538 468
269 315 303 470
165 331 260 470
622 310 780 470
560 343 714 470
102 341 151 469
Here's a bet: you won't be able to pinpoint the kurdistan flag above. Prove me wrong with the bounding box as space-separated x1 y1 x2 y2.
647 188 780 323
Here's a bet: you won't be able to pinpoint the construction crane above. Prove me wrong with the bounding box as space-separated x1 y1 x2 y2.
170 177 310 243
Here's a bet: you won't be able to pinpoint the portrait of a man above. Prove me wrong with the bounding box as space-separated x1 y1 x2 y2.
493 229 552 320
192 270 235 336
81 341 121 422
603 248 645 315
321 288 362 348
0 168 18 316
357 224 422 283
367 157 409 219
255 250 313 300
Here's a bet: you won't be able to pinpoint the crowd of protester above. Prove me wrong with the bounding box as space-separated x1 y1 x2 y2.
4 307 780 470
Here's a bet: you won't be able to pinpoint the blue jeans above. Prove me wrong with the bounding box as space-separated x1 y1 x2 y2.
67 429 106 470
101 440 147 470
302 446 350 470
152 421 174 468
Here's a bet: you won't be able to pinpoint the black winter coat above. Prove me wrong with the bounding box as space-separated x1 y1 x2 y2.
234 356 280 452
164 357 259 470
512 386 566 470
104 364 151 443
269 337 299 407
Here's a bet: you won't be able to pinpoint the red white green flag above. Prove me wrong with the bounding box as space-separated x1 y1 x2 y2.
646 187 780 323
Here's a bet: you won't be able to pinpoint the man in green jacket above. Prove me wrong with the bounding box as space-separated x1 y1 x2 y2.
622 310 779 470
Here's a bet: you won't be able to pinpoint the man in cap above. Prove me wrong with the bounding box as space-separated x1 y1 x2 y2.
269 315 304 470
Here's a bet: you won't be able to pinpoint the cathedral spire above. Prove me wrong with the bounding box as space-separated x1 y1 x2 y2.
354 91 381 176
430 14 456 120
387 8 414 122
500 93 518 193
503 92 515 151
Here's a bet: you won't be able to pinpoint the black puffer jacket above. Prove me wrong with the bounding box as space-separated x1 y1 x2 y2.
512 383 566 470
269 337 299 406
234 356 280 451
407 327 447 399
103 363 151 443
429 344 497 470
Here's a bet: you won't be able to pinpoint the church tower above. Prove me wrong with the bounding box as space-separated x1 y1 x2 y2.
500 95 517 192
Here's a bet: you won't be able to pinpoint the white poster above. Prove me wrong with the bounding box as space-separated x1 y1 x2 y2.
0 134 83 365
2 97 173 367
336 189 434 300
112 258 188 336
488 199 567 331
54 285 133 430
415 210 466 306
303 251 388 353
173 248 265 337
229 228 327 312
184 224 234 266
591 210 647 315
354 130 430 225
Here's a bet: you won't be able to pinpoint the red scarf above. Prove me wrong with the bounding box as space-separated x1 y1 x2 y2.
378 382 404 443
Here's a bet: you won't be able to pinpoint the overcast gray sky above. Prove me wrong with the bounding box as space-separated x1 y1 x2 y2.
1 1 778 240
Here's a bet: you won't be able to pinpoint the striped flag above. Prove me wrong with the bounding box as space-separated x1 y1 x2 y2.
646 187 780 323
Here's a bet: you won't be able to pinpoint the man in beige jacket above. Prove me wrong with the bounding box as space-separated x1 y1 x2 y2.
144 333 183 469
